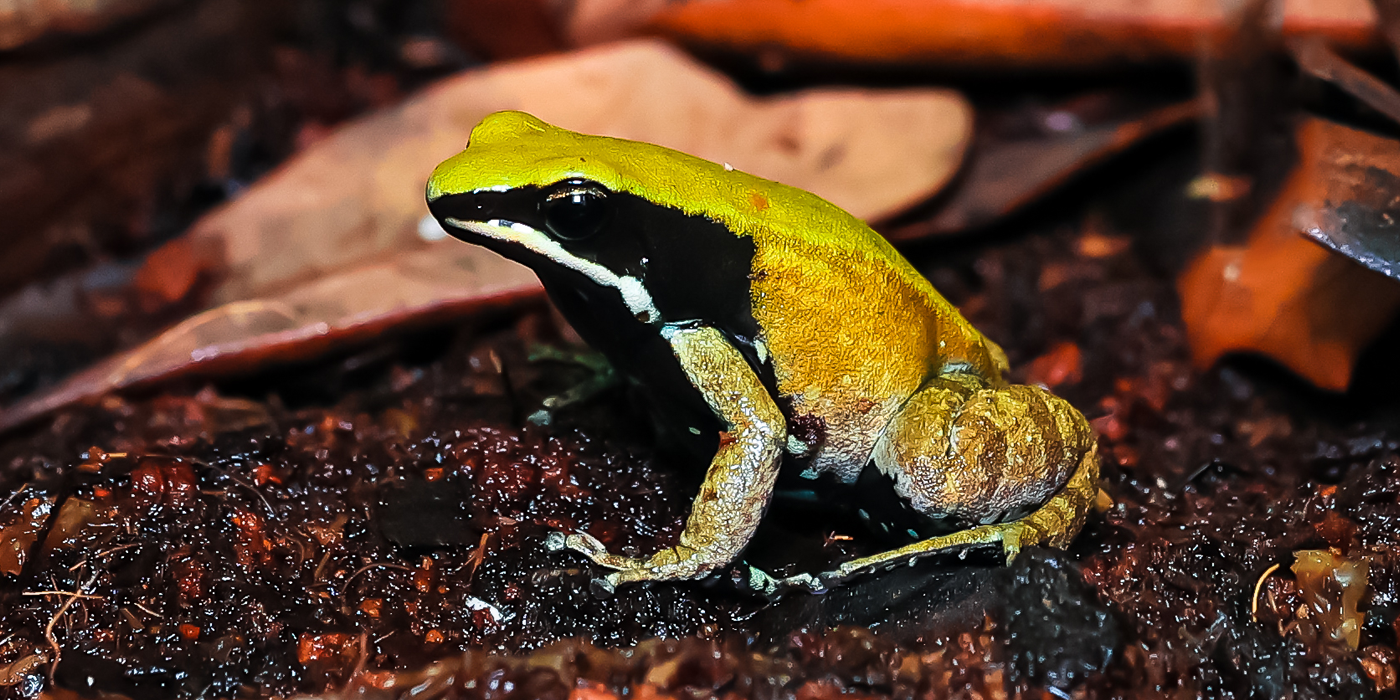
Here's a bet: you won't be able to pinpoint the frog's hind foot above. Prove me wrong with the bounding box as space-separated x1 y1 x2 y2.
746 566 828 598
815 441 1099 587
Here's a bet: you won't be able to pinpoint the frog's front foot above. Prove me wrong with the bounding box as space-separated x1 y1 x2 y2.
551 531 820 597
546 530 728 588
525 345 617 426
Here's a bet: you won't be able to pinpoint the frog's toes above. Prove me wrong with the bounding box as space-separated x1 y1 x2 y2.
557 531 609 559
746 566 831 598
589 575 618 599
1001 527 1025 563
544 531 569 552
746 566 780 596
546 530 647 573
782 572 828 595
543 529 609 561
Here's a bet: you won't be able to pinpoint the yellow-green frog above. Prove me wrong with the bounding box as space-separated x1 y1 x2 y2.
426 111 1098 594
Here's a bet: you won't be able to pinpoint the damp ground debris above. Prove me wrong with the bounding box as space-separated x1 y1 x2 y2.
1 223 1399 699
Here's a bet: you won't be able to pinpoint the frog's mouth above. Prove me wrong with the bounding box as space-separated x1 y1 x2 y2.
438 216 659 323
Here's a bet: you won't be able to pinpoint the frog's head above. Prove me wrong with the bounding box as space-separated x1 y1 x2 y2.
425 111 773 332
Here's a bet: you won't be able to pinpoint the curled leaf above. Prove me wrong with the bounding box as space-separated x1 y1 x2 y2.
175 39 971 308
885 99 1200 241
1178 118 1400 391
638 0 1377 69
0 247 539 432
2 40 973 430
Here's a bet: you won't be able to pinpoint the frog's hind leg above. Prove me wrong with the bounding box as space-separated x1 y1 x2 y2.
822 440 1098 584
828 375 1099 582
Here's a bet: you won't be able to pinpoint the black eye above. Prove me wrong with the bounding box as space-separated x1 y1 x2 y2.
542 180 611 241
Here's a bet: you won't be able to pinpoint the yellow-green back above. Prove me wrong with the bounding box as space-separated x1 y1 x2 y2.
427 111 1002 389
428 112 922 287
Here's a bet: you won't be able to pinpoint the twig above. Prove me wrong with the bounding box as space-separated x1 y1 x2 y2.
120 607 145 631
1251 563 1282 622
217 469 278 519
1289 36 1400 126
177 455 277 520
92 543 139 560
0 483 30 511
286 530 311 570
44 570 100 684
132 602 163 618
345 562 414 586
344 631 371 693
22 591 104 600
312 551 333 582
466 532 490 583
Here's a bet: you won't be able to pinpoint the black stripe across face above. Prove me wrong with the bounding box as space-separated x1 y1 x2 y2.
428 181 762 347
429 180 780 470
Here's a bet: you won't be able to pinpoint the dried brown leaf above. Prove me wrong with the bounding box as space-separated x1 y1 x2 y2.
0 247 538 431
2 40 973 430
0 0 175 49
885 100 1200 241
183 39 970 308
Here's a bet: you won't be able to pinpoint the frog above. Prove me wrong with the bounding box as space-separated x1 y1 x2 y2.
425 111 1099 594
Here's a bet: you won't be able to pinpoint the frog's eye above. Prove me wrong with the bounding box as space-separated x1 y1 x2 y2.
542 180 611 241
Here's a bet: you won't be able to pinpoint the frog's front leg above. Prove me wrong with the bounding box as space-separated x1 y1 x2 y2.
831 373 1098 580
554 324 786 589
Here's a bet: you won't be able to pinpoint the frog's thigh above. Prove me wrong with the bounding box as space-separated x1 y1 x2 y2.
874 377 1091 525
565 325 786 585
833 440 1098 579
847 378 1098 574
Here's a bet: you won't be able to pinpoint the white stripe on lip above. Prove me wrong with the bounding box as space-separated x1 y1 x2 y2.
443 217 660 322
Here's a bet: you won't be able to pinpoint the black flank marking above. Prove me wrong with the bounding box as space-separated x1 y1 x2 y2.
429 183 777 464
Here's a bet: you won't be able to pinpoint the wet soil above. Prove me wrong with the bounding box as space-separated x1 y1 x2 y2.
10 0 1399 697
1 216 1398 698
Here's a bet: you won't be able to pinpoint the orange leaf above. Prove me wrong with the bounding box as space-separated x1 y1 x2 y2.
1026 341 1083 388
1177 118 1400 391
641 0 1377 69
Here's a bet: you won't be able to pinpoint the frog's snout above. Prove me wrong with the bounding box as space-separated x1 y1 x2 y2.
425 190 509 250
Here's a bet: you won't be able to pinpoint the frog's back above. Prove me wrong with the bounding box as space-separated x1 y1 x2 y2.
433 112 1002 480
741 201 1002 481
